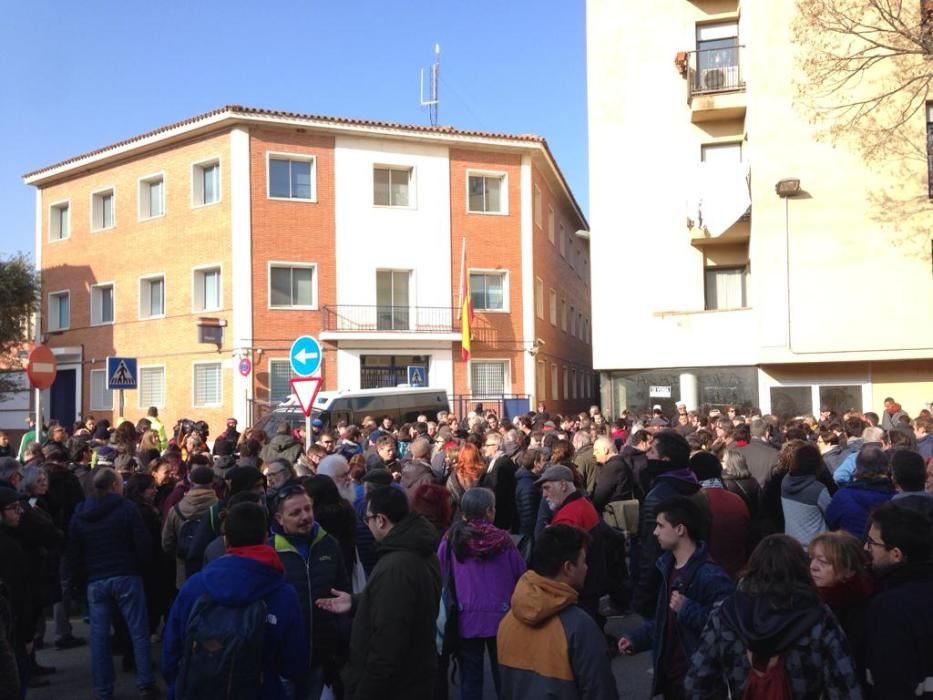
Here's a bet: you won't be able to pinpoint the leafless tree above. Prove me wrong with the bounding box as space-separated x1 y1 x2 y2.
794 0 933 160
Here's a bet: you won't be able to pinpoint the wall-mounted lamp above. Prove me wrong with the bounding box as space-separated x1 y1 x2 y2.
775 178 801 198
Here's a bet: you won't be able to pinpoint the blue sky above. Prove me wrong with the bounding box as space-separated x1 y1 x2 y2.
1 1 588 259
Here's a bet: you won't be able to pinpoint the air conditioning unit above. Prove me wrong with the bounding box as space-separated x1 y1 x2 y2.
700 65 739 91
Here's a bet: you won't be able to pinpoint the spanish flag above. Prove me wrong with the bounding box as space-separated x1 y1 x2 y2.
459 239 474 361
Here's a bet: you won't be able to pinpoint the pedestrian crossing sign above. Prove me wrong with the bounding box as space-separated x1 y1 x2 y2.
106 356 138 390
407 365 426 387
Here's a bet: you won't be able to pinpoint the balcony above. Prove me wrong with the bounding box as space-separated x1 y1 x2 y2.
320 305 462 341
683 47 746 122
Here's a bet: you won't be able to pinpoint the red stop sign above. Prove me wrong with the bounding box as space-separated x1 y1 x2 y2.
27 345 57 390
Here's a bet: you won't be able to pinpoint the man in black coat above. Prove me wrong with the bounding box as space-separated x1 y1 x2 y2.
318 486 441 699
736 417 780 485
0 487 30 692
481 432 518 532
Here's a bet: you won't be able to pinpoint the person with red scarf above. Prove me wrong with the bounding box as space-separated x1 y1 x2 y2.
161 502 308 700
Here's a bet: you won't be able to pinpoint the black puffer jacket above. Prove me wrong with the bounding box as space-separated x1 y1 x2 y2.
592 454 639 512
513 466 541 539
345 513 441 700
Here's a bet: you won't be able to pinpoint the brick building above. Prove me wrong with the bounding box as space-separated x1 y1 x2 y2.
24 106 593 431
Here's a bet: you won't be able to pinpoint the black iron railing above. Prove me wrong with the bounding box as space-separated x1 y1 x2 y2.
322 305 460 333
687 46 745 96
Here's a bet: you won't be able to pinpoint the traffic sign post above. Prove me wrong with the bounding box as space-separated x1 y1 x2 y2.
27 345 57 443
290 376 323 451
106 357 138 421
289 336 322 377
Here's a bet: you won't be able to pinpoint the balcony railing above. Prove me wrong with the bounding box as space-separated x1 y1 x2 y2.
687 46 745 96
322 305 459 333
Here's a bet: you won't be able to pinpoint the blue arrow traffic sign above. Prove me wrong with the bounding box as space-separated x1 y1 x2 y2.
289 335 322 377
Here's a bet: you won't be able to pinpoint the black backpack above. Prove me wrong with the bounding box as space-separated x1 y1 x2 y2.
174 593 266 699
173 505 206 561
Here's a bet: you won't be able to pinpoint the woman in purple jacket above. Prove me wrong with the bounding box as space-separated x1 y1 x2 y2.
438 487 526 700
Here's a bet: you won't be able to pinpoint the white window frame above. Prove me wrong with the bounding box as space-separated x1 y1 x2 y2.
560 298 567 332
268 261 318 310
537 360 547 401
192 263 223 312
89 369 113 411
466 169 509 215
137 365 166 409
192 361 223 408
559 222 567 258
373 164 415 208
90 282 115 327
570 306 576 337
48 199 70 242
266 151 317 202
533 184 543 228
468 359 512 396
138 273 166 320
138 171 166 221
468 268 509 313
577 312 583 340
90 186 116 232
47 290 70 331
535 277 544 319
191 157 222 208
268 359 298 404
547 207 555 244
549 288 557 326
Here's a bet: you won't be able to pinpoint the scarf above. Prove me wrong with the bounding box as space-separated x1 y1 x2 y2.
227 544 286 575
462 518 514 559
818 573 875 610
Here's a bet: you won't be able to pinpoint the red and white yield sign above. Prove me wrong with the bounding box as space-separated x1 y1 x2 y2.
290 377 323 417
27 345 57 390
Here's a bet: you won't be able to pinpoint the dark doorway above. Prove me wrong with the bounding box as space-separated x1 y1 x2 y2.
50 368 76 431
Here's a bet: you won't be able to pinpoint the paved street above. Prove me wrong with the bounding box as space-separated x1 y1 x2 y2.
31 613 653 699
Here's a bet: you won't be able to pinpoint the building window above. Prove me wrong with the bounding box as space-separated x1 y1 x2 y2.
549 289 557 326
535 277 544 319
89 369 113 410
269 264 316 308
48 291 70 331
536 361 547 401
91 188 115 230
373 166 411 207
704 266 748 310
139 174 164 219
470 360 509 396
560 299 567 332
193 266 221 311
533 185 542 227
927 103 933 197
570 306 576 337
139 366 165 408
563 367 569 399
269 359 297 404
49 202 69 241
559 223 567 258
376 270 411 330
193 160 220 206
551 364 559 400
696 21 740 92
193 363 222 407
90 284 114 325
139 276 164 319
572 369 578 399
548 207 555 244
467 173 506 214
268 155 315 200
469 271 507 311
577 313 583 339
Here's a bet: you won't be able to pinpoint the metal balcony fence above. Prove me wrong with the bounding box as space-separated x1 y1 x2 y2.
322 305 459 333
687 46 745 96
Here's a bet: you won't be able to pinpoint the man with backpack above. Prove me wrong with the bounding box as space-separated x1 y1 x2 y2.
161 502 308 700
161 466 218 588
618 496 733 700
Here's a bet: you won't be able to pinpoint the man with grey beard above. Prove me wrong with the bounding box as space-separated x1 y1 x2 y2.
317 454 357 502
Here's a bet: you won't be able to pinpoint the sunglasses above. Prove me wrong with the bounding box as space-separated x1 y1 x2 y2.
274 484 308 505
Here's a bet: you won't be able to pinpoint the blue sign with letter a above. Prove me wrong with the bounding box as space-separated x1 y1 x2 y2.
407 365 426 387
106 356 138 390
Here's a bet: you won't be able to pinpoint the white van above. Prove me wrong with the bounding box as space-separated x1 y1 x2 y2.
253 386 450 434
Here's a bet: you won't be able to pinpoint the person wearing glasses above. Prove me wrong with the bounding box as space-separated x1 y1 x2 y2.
272 484 349 699
317 486 441 699
863 502 933 699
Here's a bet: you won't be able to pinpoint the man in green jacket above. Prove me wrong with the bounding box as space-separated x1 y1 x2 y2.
317 486 441 699
146 407 168 451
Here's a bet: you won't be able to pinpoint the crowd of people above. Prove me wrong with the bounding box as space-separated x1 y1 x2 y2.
0 396 931 699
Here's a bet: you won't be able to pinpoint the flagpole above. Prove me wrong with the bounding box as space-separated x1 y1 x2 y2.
457 236 466 317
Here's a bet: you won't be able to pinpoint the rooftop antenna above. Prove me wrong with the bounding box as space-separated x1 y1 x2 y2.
420 43 440 126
